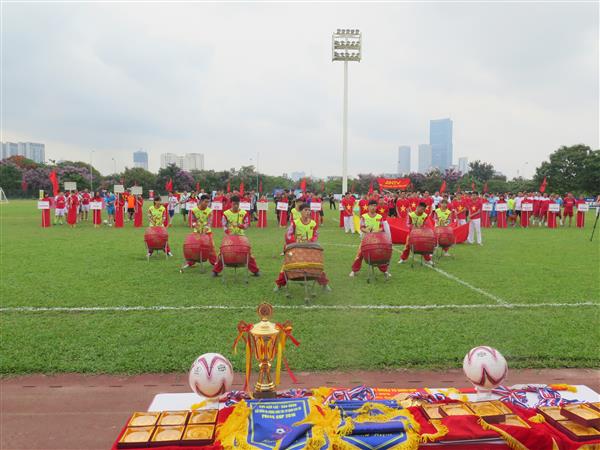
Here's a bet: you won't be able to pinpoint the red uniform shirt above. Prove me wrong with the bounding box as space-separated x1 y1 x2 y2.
469 198 482 220
358 199 369 215
563 197 576 213
341 197 355 217
82 192 91 205
396 198 409 216
408 197 419 212
55 195 66 209
452 199 467 219
376 205 389 219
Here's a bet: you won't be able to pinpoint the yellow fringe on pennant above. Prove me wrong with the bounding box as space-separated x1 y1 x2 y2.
191 399 209 410
216 400 259 450
311 386 333 404
419 419 449 443
549 384 578 393
528 414 546 424
292 399 348 449
478 418 529 450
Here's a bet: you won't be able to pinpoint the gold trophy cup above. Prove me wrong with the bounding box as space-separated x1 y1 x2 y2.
250 303 280 398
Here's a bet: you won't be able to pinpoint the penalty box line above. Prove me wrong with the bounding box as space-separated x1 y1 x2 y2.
0 302 597 313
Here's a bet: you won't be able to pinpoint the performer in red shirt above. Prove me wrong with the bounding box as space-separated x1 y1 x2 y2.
467 193 483 244
452 195 468 225
395 192 410 225
376 197 389 219
54 191 67 225
422 192 434 216
80 189 91 221
66 190 79 227
134 195 144 227
398 202 433 264
547 194 559 228
480 195 491 228
310 195 323 224
520 194 533 228
358 195 369 216
92 192 103 228
562 193 576 227
114 193 125 228
539 193 550 227
340 193 356 234
575 196 587 228
496 195 507 228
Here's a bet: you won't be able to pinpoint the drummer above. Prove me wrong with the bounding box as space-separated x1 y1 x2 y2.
212 196 260 277
398 202 433 265
349 200 391 279
274 203 331 291
147 196 173 257
189 194 218 267
433 199 454 257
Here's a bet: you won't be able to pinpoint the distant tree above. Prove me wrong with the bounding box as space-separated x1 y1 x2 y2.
534 145 599 194
468 160 495 182
4 155 38 170
122 167 156 190
0 160 23 194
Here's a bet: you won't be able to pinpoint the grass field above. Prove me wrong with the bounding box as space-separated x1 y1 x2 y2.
1 200 599 375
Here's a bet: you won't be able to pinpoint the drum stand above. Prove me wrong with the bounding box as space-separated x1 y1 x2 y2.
145 242 169 262
410 247 433 268
179 251 207 274
283 272 317 305
220 253 249 285
366 256 390 284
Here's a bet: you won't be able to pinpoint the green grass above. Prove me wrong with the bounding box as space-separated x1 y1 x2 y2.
1 200 599 374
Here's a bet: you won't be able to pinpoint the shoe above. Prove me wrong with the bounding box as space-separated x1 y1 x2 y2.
323 285 332 292
397 259 404 264
167 252 173 257
349 271 356 277
273 286 281 292
253 271 261 277
443 252 451 257
384 272 392 279
424 260 434 266
147 252 152 258
211 272 219 277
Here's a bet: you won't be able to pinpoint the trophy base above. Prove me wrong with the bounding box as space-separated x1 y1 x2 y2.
253 389 278 399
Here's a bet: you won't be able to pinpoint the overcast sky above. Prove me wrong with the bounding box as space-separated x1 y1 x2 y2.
2 2 598 178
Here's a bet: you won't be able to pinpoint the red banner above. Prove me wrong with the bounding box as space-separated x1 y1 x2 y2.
377 178 411 190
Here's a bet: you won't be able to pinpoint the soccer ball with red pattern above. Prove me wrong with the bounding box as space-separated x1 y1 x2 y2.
188 353 234 398
462 346 508 389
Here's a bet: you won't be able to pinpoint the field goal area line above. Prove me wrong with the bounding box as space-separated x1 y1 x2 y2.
1 302 597 313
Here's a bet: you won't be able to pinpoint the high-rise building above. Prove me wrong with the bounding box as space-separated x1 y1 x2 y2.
160 153 204 171
1 142 45 163
397 146 411 175
133 150 148 170
418 144 432 174
458 157 469 174
430 118 453 171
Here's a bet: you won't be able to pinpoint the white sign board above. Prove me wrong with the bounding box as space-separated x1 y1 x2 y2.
114 184 125 193
310 202 322 211
577 204 589 212
211 201 223 211
239 202 251 211
131 186 143 195
276 202 288 211
186 202 197 211
482 203 493 212
257 202 269 211
90 202 103 210
521 203 533 212
495 203 508 212
37 201 50 210
64 182 77 191
548 203 560 212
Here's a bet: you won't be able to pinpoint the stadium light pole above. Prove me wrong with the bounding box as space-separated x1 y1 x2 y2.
332 28 362 194
90 150 94 192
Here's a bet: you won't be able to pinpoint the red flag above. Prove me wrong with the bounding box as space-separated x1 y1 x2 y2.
483 182 488 194
195 182 200 192
368 181 374 195
439 180 447 194
320 180 325 193
457 184 461 193
300 178 306 193
240 181 244 196
49 170 59 196
471 181 476 191
165 178 173 192
21 174 28 192
227 181 231 193
259 180 263 193
539 176 547 193
350 182 355 193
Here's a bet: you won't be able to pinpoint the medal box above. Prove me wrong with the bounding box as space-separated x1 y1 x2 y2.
127 412 161 427
118 427 155 448
158 411 189 426
560 404 600 429
151 426 185 447
539 405 600 441
181 424 216 446
501 414 530 428
466 401 507 424
439 403 476 417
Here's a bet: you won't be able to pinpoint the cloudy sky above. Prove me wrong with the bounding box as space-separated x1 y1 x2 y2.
2 2 598 178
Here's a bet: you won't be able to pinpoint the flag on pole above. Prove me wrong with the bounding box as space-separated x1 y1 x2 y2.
368 181 374 195
49 170 59 196
300 178 306 193
539 176 547 193
165 178 173 192
483 182 488 194
21 174 28 192
471 181 476 191
240 182 245 196
439 180 447 194
195 182 200 192
259 180 263 193
227 181 231 193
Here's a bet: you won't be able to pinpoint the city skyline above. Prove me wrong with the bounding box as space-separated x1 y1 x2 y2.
2 3 597 178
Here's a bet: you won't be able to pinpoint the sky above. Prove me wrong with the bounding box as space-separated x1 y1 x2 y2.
2 2 598 179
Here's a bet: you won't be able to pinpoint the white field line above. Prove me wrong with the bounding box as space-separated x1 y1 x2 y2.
426 265 508 305
0 302 597 313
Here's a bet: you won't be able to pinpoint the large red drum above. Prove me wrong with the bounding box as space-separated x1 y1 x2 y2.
435 226 455 249
220 234 251 267
360 232 392 265
409 228 436 254
144 226 168 250
283 242 324 281
183 233 213 262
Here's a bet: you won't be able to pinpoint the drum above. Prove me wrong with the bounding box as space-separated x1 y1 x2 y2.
183 233 213 262
220 234 251 267
409 228 436 255
434 226 455 249
144 226 168 250
283 242 324 281
360 232 392 265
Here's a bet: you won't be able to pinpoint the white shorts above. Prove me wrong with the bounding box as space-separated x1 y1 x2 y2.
81 204 90 212
55 208 66 216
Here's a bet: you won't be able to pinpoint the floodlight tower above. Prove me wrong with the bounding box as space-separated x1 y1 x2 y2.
332 28 362 194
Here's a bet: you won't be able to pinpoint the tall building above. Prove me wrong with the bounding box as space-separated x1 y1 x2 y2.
133 150 148 170
429 118 453 171
418 144 432 174
1 142 45 163
160 153 204 171
397 146 411 175
458 157 469 174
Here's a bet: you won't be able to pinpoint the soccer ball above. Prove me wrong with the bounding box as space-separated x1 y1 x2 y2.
462 346 508 389
188 353 234 398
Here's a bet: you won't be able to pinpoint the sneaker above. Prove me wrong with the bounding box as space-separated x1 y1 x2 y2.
167 252 173 257
147 252 152 258
443 252 451 257
424 260 434 266
349 271 356 277
397 259 404 264
384 272 392 279
211 272 219 277
273 286 281 292
253 271 261 277
323 285 332 292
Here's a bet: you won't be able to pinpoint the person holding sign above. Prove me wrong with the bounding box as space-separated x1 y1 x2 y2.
350 200 391 278
114 193 125 228
496 194 507 228
66 190 79 227
277 197 289 227
398 202 433 264
257 196 268 228
39 191 52 228
91 192 103 228
310 195 323 224
538 193 550 227
147 197 172 257
467 192 483 245
520 194 533 228
547 195 560 228
212 196 260 277
576 195 588 228
274 203 331 291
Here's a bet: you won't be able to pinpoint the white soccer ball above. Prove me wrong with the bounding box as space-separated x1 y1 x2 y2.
463 346 508 389
188 353 234 398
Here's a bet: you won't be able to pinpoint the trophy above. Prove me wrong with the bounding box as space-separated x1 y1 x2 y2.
234 303 297 399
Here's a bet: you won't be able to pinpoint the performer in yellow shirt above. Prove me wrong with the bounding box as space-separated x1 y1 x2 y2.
398 202 433 264
147 197 173 257
349 200 391 278
187 194 218 267
434 199 454 257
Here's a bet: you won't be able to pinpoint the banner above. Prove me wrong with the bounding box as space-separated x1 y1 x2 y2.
482 203 493 212
548 204 560 212
495 203 508 212
277 202 288 211
114 184 125 193
37 201 50 210
577 204 589 212
130 186 143 195
64 181 77 191
377 178 411 191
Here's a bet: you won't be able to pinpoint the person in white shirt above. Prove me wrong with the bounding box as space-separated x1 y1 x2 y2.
179 191 190 224
515 192 524 226
167 193 178 226
432 191 443 209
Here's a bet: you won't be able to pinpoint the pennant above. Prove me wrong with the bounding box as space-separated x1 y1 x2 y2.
239 181 244 196
539 176 547 193
21 175 28 192
227 181 231 193
439 180 447 194
483 182 488 194
300 177 306 193
195 182 200 192
259 180 263 193
368 181 374 195
165 178 173 192
471 181 476 191
49 170 59 196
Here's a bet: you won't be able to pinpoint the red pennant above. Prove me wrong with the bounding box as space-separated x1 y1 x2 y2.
483 182 488 194
49 170 59 196
539 176 547 193
259 180 263 193
165 178 173 192
368 181 373 195
300 178 306 193
195 182 200 192
21 175 28 192
440 180 447 194
227 181 231 193
240 182 244 196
